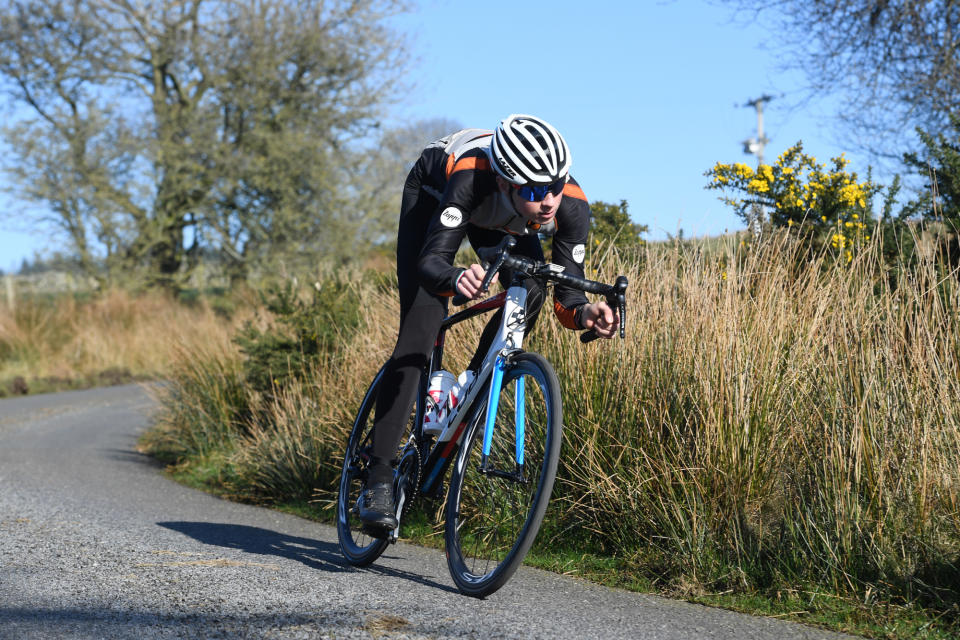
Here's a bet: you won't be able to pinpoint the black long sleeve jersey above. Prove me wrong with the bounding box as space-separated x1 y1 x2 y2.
415 128 591 329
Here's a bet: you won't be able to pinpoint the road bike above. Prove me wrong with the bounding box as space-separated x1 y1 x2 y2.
336 236 627 597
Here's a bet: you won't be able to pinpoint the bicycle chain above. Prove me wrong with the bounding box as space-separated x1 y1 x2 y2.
394 441 422 521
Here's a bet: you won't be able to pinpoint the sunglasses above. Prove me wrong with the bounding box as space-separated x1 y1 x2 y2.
513 178 566 202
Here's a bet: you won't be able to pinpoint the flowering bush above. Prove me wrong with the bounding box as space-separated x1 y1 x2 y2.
705 142 879 261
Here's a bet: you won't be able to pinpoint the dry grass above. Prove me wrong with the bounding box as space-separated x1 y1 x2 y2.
0 289 239 395
142 230 960 618
536 231 960 602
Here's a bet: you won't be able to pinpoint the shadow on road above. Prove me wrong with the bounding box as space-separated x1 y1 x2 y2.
103 446 166 469
158 521 456 593
0 606 377 637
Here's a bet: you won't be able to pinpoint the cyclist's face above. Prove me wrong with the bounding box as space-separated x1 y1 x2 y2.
498 177 564 225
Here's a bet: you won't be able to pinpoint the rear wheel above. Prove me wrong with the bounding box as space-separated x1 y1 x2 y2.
336 368 390 565
444 352 562 597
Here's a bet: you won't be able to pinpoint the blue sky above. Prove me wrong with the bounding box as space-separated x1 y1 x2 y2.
0 0 871 273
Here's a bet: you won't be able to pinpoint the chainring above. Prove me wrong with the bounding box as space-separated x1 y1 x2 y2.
393 440 422 522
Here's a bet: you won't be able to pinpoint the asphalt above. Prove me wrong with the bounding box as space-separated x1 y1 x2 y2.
0 384 858 639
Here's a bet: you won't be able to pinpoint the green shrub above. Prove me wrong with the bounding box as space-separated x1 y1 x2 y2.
589 199 647 250
233 278 363 394
903 113 960 224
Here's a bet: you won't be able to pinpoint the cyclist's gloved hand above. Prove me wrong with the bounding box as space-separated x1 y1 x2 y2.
455 263 499 300
580 301 620 339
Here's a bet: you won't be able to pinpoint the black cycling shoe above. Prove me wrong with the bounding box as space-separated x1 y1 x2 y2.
358 481 398 532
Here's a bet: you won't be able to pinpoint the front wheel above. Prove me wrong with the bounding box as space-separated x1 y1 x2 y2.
444 352 563 598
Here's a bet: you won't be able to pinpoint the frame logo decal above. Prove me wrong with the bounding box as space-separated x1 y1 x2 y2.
506 306 526 331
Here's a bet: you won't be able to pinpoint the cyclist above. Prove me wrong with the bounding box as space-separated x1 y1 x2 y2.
359 114 620 532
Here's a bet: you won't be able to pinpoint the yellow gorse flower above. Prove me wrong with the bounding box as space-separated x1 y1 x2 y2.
706 142 875 266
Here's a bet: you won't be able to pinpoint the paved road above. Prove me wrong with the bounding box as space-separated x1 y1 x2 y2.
0 385 857 639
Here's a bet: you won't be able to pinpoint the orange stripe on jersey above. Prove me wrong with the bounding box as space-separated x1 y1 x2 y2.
563 183 587 201
449 156 491 176
553 298 579 330
445 153 456 178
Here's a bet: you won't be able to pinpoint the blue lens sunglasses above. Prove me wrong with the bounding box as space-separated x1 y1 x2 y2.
514 178 566 202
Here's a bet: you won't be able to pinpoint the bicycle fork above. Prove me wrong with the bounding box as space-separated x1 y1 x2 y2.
479 354 527 484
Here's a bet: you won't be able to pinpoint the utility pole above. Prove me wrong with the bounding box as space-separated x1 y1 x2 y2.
742 94 773 236
4 274 14 311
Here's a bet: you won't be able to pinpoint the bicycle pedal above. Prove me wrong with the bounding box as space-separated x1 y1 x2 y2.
361 523 392 540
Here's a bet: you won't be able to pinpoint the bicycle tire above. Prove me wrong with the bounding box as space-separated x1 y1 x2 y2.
336 367 390 565
444 351 562 598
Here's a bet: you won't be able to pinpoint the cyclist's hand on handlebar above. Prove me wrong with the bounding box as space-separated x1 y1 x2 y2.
581 301 620 339
455 263 499 300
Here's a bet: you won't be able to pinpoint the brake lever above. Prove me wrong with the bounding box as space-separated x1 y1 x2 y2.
478 254 503 295
579 275 628 343
451 236 516 306
614 275 628 340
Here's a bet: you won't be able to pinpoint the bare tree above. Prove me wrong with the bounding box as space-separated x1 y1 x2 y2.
0 0 408 288
722 1 960 161
343 117 462 251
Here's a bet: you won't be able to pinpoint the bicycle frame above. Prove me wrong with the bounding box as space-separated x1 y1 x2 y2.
340 233 626 589
416 281 530 497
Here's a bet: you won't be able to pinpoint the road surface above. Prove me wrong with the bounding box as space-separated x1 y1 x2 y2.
0 385 856 639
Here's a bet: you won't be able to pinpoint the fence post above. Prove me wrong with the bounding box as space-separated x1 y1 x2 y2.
4 274 14 311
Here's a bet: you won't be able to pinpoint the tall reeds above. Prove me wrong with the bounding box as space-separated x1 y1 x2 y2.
537 231 960 603
146 231 960 608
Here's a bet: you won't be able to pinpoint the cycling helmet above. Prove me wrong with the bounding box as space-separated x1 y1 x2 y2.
489 114 571 185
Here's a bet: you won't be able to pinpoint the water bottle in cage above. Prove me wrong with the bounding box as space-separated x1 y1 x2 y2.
423 370 456 436
436 370 476 440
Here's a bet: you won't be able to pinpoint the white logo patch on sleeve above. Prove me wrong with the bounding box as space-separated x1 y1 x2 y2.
572 244 586 264
440 207 463 228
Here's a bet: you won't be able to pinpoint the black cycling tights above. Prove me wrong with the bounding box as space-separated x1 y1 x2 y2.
367 170 544 484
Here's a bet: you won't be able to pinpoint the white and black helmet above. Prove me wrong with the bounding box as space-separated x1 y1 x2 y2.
489 114 571 185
